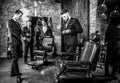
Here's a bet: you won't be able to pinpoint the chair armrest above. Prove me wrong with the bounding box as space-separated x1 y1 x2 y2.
65 61 91 64
33 50 45 54
58 52 77 59
63 61 91 71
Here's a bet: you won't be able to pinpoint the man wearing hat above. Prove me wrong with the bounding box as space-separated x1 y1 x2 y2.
61 9 83 56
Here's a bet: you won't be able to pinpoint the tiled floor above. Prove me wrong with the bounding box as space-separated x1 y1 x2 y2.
0 56 120 83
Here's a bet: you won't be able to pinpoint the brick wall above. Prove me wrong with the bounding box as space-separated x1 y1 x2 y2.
90 0 109 34
90 0 98 34
0 0 104 57
90 0 109 40
63 0 89 41
0 0 61 57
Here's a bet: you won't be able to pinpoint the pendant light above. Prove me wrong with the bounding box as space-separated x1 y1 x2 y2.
110 5 120 18
100 12 107 20
98 0 107 13
98 0 107 20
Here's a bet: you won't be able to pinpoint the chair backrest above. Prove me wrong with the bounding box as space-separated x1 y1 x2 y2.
79 41 100 64
42 36 54 51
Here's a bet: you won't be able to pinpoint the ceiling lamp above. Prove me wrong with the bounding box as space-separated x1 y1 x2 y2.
98 0 107 13
110 5 120 18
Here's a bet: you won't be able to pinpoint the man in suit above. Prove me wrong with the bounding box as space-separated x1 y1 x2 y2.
61 9 83 54
8 10 23 82
23 21 33 63
105 19 120 79
29 17 36 61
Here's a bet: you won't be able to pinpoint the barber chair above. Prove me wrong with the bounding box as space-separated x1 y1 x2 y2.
32 36 55 69
55 41 100 83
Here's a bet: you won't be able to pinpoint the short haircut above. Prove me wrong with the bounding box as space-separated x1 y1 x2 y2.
41 17 48 23
15 10 23 15
61 9 69 15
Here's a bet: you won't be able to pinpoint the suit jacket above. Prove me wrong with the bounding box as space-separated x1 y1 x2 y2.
23 26 32 42
36 25 53 40
30 17 37 42
62 18 83 45
105 26 120 48
8 19 22 45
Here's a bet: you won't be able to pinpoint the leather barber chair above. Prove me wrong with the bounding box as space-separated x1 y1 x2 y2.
55 41 100 83
32 36 55 69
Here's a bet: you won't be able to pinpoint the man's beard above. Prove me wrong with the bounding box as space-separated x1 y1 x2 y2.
64 18 69 23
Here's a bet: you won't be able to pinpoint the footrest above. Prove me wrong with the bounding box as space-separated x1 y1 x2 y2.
58 74 93 83
34 50 45 54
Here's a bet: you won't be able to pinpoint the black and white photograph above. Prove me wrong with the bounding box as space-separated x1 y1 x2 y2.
0 0 120 83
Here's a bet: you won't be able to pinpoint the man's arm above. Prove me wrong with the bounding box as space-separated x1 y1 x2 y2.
70 19 83 35
8 20 21 41
21 27 26 37
21 27 27 41
48 26 53 37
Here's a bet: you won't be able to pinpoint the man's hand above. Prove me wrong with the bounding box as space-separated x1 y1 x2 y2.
26 33 31 36
65 29 71 34
62 30 66 34
62 29 71 34
21 37 26 40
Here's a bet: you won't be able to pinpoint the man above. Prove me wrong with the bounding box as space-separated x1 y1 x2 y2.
8 10 23 82
29 16 36 61
105 18 120 79
23 21 32 63
35 18 42 49
61 9 83 54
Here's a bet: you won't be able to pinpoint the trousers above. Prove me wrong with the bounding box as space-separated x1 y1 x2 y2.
11 44 22 76
24 41 34 61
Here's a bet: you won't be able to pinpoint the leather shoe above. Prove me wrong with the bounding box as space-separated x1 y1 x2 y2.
16 76 22 83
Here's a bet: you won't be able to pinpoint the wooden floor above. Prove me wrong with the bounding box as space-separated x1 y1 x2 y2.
0 56 120 83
